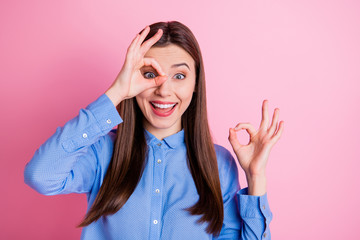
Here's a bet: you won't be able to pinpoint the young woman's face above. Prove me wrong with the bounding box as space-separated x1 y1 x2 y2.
135 44 196 139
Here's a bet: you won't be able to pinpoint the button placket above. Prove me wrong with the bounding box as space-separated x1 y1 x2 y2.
149 143 165 239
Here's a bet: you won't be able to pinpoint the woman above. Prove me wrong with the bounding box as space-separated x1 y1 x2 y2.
24 21 284 239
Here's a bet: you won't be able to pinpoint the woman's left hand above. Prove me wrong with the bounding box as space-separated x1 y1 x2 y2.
228 100 284 179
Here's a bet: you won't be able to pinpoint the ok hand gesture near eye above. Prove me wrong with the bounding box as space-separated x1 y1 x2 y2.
105 26 168 106
228 100 284 196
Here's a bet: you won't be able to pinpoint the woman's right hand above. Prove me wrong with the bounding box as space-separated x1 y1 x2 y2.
105 25 168 106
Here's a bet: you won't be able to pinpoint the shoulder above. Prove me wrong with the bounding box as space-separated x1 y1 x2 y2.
213 143 240 192
213 144 238 178
213 144 236 170
214 144 232 159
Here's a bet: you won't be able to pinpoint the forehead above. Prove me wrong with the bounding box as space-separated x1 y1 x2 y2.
144 44 195 70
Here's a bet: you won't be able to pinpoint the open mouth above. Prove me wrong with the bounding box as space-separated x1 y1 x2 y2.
149 101 178 117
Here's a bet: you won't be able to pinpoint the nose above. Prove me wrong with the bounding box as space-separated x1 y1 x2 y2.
155 76 172 97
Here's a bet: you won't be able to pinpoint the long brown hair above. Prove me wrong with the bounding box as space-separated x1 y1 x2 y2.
78 21 223 236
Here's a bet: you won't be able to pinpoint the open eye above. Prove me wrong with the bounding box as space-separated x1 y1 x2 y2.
174 73 185 80
143 72 157 79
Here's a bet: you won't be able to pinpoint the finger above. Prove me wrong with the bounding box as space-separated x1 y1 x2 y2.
142 75 167 90
259 99 269 130
143 57 166 76
136 25 151 48
268 108 279 135
140 29 163 56
127 33 141 53
154 75 167 86
125 34 141 66
228 128 243 150
270 121 284 144
234 122 257 139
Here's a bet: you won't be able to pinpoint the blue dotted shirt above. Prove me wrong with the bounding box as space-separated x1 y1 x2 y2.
24 93 273 239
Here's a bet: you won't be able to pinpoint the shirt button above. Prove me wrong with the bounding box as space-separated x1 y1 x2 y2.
153 220 158 224
263 232 267 238
262 205 266 210
157 143 161 146
82 133 88 138
106 119 111 124
157 159 161 164
155 189 160 193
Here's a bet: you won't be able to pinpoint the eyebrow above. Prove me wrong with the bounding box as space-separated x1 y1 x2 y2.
171 63 190 70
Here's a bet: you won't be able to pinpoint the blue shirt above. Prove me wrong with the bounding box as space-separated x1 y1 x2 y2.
24 93 273 240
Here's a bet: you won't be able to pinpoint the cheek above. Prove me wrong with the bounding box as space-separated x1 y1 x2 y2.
176 82 195 104
135 89 153 105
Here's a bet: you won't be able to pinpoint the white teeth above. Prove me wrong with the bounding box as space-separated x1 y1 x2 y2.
151 102 176 109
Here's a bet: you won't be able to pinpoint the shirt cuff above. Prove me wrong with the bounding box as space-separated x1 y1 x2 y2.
61 93 123 153
86 93 123 133
237 187 273 219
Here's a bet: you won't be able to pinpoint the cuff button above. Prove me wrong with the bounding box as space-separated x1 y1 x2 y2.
106 119 111 124
82 133 88 138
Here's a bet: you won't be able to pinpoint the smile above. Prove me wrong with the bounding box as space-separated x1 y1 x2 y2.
150 101 178 117
152 102 176 108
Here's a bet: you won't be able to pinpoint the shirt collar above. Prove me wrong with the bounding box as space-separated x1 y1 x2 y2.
144 128 185 149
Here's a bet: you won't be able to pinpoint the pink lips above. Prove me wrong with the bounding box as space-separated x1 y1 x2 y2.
149 101 177 117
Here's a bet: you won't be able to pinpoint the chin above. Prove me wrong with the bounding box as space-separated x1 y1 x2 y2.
147 118 178 130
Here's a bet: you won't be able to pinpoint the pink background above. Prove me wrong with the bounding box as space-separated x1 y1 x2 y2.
1 0 359 239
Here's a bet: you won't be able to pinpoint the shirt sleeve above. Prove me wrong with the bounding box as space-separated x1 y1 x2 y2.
237 188 273 239
24 93 123 195
213 145 273 240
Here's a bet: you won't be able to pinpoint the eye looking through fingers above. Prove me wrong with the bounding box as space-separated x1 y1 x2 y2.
141 68 187 80
144 73 186 80
141 66 159 79
143 71 158 79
